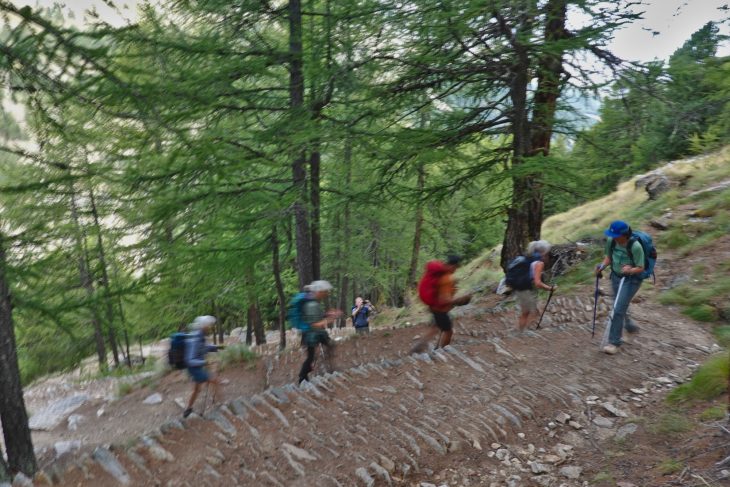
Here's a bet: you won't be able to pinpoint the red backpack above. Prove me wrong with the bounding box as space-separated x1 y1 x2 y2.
418 260 448 307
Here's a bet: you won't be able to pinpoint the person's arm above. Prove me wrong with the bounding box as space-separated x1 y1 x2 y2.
351 306 360 318
621 241 645 276
185 334 205 367
533 261 554 291
596 239 612 275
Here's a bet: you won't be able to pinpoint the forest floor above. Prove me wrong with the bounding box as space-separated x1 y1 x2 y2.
17 167 730 486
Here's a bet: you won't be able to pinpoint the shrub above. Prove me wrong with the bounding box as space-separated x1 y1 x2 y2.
699 405 726 421
219 344 258 370
683 304 719 322
651 412 693 435
668 354 729 403
116 382 133 398
658 458 683 475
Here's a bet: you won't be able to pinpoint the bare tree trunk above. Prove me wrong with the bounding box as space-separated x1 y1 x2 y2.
251 303 265 346
0 234 37 477
310 147 321 281
272 226 287 350
87 186 120 367
527 0 567 237
0 452 9 482
500 15 533 270
406 163 425 302
245 310 253 346
69 184 107 370
289 0 313 289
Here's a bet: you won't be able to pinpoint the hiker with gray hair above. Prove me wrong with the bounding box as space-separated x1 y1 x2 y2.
512 240 556 332
183 315 223 418
297 280 342 383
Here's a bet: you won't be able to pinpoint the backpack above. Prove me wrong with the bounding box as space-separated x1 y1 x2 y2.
610 229 657 281
168 332 189 369
505 255 537 291
418 261 448 307
287 292 313 331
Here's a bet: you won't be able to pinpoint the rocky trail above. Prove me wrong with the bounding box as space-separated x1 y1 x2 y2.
24 263 725 486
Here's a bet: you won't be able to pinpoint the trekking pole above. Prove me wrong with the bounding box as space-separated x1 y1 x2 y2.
600 276 625 348
591 272 602 337
535 286 555 330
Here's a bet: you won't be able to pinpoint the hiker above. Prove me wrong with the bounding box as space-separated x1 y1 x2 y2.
596 220 644 355
297 280 342 384
411 255 471 353
351 297 375 334
183 315 223 418
511 240 556 332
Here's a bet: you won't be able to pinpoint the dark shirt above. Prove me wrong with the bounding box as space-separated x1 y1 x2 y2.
351 305 370 327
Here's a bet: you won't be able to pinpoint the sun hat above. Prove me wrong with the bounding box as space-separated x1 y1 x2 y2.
190 315 217 331
308 280 333 292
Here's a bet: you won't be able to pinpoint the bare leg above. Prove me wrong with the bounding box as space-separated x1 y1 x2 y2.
186 382 202 410
438 329 454 348
518 311 530 330
209 376 222 403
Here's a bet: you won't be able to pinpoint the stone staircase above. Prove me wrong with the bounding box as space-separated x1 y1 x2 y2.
37 292 711 486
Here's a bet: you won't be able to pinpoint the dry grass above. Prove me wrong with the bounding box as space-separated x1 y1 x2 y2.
542 147 730 243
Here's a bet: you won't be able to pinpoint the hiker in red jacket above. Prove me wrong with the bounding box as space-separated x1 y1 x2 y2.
411 255 470 353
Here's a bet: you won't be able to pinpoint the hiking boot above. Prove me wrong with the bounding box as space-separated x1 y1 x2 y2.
183 408 193 418
602 344 618 355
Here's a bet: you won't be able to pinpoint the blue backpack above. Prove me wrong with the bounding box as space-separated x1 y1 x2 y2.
610 229 657 281
168 332 190 369
287 292 313 331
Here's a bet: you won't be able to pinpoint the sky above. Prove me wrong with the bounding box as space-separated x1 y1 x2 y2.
605 0 730 61
19 0 727 61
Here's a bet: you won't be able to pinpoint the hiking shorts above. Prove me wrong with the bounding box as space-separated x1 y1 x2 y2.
187 366 209 384
515 289 538 314
431 311 453 332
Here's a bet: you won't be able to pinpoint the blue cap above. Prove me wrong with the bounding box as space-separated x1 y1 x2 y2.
604 220 630 238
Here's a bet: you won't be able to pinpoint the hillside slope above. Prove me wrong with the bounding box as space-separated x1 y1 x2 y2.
15 149 730 486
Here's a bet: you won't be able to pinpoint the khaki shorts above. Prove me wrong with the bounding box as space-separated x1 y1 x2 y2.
514 289 538 313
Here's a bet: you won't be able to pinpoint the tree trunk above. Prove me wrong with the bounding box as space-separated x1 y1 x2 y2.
250 303 265 346
500 19 533 270
0 234 37 477
87 186 120 367
271 226 287 350
526 0 568 237
69 184 107 370
310 147 321 281
0 452 9 482
245 310 253 346
289 0 313 289
406 163 425 300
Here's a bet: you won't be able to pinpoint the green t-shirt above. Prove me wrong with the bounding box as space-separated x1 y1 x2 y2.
302 299 324 326
605 237 644 275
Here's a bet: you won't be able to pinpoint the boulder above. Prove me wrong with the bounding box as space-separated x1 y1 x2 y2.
28 394 88 431
54 440 81 458
558 466 582 480
646 175 670 199
143 393 163 405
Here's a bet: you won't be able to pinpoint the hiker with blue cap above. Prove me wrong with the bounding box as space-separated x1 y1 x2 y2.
595 220 644 355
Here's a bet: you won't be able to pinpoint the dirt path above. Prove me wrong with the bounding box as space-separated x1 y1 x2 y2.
37 271 719 486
